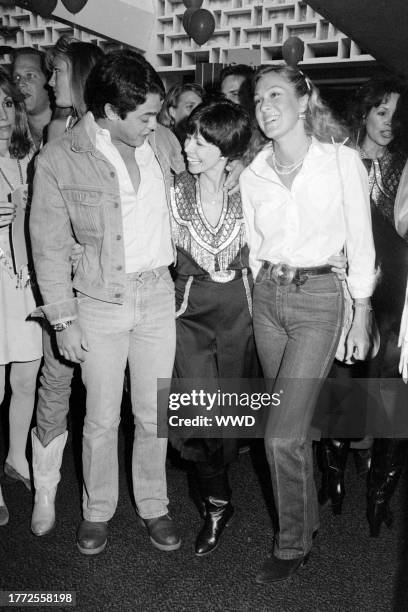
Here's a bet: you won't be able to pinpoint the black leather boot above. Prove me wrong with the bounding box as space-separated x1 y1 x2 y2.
317 439 350 515
195 469 234 556
367 438 408 537
187 469 206 519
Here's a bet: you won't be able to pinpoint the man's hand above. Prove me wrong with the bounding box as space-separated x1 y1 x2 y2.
328 252 347 280
56 320 89 363
0 202 16 228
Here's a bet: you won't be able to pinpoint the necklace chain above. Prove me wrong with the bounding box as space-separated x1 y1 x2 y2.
271 150 304 175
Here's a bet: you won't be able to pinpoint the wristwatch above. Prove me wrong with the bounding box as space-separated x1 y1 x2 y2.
53 320 75 332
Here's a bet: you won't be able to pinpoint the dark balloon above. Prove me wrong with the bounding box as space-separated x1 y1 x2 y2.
182 8 196 35
188 9 215 46
282 36 305 67
183 0 203 9
61 0 88 13
29 0 57 18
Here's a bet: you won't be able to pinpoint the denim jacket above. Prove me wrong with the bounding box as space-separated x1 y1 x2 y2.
29 115 184 325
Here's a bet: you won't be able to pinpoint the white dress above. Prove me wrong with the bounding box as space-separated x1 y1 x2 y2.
0 154 42 364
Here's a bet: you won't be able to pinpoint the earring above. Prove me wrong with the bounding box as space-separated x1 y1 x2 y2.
298 112 306 120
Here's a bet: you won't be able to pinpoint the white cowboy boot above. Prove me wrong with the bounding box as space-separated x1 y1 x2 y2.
31 429 68 536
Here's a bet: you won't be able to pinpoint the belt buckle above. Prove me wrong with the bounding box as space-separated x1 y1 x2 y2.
272 263 295 286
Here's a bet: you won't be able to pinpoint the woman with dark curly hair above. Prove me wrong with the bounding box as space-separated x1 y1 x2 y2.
354 75 408 538
0 67 42 514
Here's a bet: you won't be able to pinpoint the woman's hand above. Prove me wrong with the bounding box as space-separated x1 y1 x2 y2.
345 306 373 362
70 242 84 273
0 201 16 228
328 252 347 280
224 159 245 194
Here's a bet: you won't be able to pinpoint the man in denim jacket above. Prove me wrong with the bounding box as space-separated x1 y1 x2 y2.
30 50 184 555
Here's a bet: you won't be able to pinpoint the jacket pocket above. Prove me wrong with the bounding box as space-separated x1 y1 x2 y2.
61 187 104 236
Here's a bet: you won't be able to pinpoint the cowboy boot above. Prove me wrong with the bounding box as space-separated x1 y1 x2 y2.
367 438 408 537
31 429 68 536
195 468 234 556
317 438 350 515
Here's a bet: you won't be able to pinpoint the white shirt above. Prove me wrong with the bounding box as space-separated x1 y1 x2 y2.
85 112 173 273
240 138 377 298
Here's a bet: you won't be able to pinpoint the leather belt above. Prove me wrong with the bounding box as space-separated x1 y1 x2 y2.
261 261 333 286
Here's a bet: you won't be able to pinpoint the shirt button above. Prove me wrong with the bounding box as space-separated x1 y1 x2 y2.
110 172 115 178
116 265 122 271
114 293 122 298
114 202 119 209
116 235 121 241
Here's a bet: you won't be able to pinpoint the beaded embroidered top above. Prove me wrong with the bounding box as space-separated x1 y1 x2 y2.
170 171 247 278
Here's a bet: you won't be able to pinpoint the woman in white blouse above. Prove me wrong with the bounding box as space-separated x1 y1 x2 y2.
240 66 377 583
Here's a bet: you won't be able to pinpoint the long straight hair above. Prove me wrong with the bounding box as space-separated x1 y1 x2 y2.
47 36 104 118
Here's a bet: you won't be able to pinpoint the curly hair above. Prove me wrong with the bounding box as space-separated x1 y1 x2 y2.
246 65 349 162
349 74 408 154
46 36 104 118
0 67 32 159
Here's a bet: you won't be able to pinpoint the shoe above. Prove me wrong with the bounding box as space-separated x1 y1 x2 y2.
317 439 349 515
195 498 234 556
367 439 408 537
4 462 31 491
142 514 181 551
31 430 68 537
367 498 393 537
255 553 310 584
0 503 9 526
76 520 108 555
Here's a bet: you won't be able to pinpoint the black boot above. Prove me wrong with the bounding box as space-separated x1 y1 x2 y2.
367 438 408 537
187 469 206 520
195 469 234 556
317 439 350 515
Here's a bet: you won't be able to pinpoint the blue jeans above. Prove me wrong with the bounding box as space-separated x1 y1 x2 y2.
253 269 343 559
78 267 176 522
35 325 74 447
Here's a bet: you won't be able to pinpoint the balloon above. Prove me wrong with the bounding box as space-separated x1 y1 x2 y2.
61 0 88 13
188 9 215 46
282 36 304 67
183 0 203 8
29 0 57 18
182 8 196 36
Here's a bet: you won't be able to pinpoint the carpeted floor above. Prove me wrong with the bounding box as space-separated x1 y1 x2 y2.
0 388 407 612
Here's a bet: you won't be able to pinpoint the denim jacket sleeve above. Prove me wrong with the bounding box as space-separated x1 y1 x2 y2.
29 152 78 325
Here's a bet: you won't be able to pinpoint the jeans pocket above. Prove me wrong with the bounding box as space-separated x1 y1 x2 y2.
299 274 340 297
157 268 175 295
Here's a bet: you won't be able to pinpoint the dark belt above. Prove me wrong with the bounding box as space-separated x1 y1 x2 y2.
261 261 333 286
177 269 246 283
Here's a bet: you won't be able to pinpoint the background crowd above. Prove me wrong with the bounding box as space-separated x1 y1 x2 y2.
0 35 408 589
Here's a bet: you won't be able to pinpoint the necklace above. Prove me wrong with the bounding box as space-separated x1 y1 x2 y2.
271 150 304 175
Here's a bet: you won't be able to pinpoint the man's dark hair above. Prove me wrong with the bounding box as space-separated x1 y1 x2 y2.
219 63 254 85
84 49 165 120
185 100 251 161
11 47 50 79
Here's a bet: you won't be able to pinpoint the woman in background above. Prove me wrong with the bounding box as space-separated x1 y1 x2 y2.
0 68 42 501
158 82 203 144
